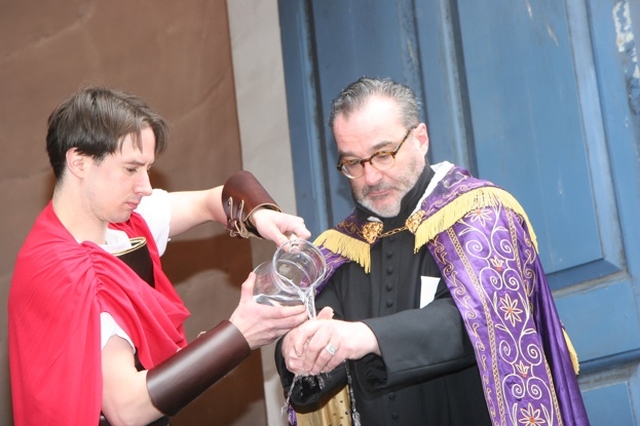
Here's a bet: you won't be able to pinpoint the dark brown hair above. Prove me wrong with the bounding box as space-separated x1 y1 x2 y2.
46 86 169 180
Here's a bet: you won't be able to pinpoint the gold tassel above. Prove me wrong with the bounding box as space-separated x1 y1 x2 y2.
294 385 352 426
413 187 538 252
562 328 580 375
314 230 372 273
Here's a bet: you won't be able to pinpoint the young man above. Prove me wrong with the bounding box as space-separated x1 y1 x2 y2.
9 86 311 425
276 77 590 425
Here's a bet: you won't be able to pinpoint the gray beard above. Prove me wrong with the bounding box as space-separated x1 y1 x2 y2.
353 156 425 218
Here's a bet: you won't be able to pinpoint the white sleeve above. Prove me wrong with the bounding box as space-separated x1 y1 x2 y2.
100 312 135 352
135 188 171 256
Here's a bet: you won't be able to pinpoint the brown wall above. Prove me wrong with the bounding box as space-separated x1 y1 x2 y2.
0 1 269 424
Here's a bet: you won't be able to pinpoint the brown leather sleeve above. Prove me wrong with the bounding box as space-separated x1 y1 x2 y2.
146 320 251 416
221 170 281 238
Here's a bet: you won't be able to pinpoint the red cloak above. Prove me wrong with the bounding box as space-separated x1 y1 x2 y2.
9 202 190 425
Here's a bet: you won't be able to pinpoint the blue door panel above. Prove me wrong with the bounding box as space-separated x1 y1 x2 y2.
582 382 635 426
555 281 640 361
456 1 603 276
587 0 640 244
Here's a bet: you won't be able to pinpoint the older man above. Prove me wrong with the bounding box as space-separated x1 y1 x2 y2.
276 77 589 426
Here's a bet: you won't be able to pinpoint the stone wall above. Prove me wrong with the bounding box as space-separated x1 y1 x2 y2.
0 1 274 424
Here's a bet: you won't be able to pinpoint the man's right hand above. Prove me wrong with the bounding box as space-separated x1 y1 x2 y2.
229 272 308 349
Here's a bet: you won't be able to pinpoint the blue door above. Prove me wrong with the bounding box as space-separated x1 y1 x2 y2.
279 1 640 424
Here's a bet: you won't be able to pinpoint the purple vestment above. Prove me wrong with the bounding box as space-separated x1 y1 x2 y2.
313 164 589 426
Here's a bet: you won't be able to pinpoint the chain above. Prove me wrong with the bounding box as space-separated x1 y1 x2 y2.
379 226 407 238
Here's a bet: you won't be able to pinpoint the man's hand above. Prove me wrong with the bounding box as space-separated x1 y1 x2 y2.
281 312 380 376
250 208 311 247
229 273 308 349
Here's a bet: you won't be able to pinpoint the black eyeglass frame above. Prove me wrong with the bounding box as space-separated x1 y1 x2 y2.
336 125 418 179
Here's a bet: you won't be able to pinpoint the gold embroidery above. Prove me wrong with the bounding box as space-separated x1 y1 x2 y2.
362 221 383 244
406 210 426 233
361 210 426 244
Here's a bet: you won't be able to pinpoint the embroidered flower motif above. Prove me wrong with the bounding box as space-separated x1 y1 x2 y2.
516 360 530 378
490 256 505 271
465 207 492 227
519 403 545 425
499 293 523 326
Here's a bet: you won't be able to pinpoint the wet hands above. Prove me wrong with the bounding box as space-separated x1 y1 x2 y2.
282 308 378 376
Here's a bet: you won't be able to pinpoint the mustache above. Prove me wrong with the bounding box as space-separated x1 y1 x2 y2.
361 182 395 197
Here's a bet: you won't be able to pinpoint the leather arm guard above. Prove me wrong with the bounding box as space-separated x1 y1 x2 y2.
146 320 251 416
222 170 281 238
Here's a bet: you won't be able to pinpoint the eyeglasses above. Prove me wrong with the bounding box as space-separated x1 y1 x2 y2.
336 125 417 179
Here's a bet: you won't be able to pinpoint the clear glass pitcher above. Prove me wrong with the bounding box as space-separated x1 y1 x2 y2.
253 238 326 318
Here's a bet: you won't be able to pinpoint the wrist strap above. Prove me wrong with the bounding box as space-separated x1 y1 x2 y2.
146 320 251 416
222 170 281 238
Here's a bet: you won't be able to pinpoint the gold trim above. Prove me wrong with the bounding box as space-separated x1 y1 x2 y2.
414 187 538 253
295 385 352 426
563 328 580 375
314 230 372 273
316 186 539 275
113 236 147 257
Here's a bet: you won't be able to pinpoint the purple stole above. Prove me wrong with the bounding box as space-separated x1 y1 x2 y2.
313 165 589 426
